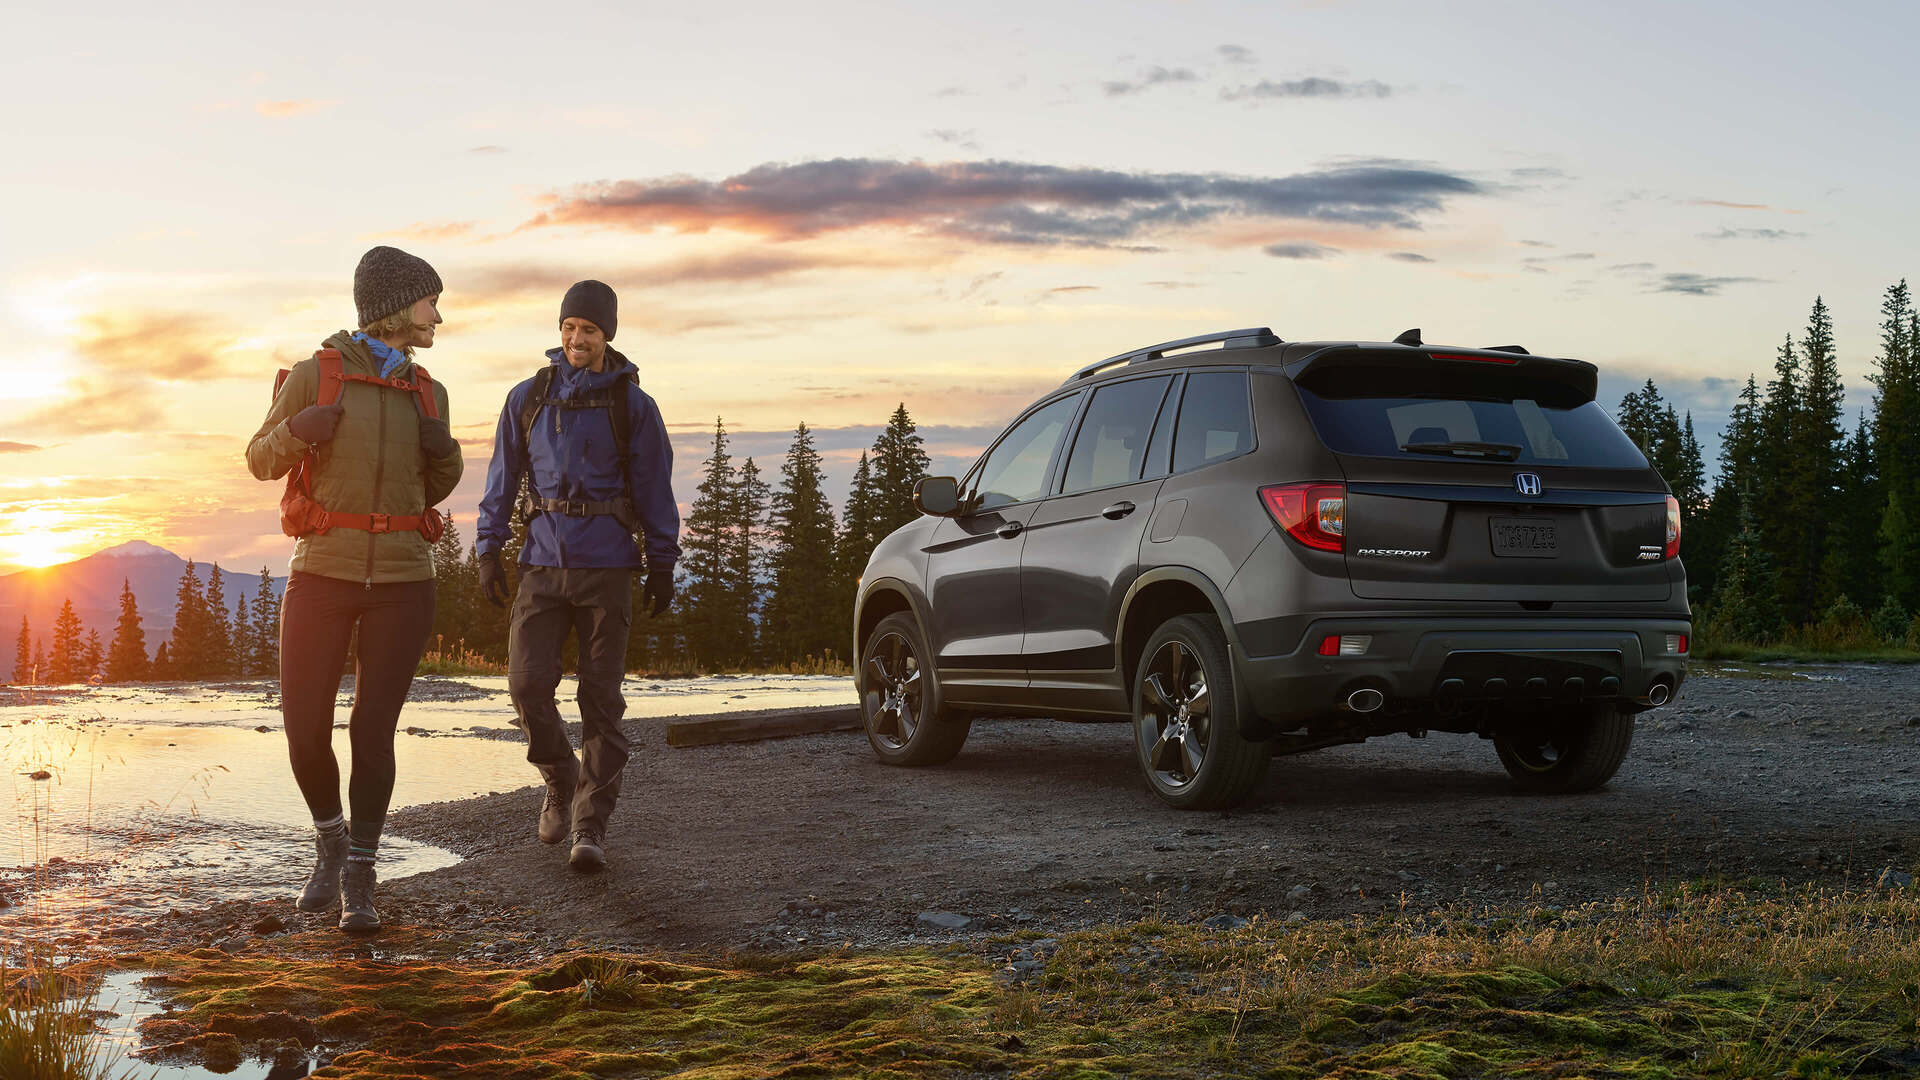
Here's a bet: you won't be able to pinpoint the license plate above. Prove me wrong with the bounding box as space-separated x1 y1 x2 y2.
1490 517 1558 558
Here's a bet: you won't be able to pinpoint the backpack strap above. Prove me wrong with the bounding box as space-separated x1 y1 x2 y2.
313 349 346 406
410 364 439 420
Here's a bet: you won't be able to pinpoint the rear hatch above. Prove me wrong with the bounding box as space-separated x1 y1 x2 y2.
1289 346 1674 602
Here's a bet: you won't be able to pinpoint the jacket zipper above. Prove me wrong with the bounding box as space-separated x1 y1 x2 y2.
367 380 388 589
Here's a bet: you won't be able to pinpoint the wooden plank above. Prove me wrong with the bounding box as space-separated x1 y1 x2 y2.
665 706 863 748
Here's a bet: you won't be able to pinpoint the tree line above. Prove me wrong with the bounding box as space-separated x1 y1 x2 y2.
9 564 279 685
1643 283 1920 647
427 404 933 672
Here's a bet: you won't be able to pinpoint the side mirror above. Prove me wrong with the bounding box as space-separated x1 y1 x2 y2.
913 476 961 517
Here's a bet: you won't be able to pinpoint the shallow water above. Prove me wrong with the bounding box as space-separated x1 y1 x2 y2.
2 674 855 948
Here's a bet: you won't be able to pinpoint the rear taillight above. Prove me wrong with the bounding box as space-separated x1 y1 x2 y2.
1665 495 1681 559
1318 634 1372 656
1261 482 1346 552
1666 633 1689 654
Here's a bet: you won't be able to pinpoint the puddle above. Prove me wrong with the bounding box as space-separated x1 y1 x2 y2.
3 674 855 943
95 969 322 1079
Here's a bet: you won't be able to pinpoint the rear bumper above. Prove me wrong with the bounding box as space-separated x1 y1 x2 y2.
1236 617 1690 727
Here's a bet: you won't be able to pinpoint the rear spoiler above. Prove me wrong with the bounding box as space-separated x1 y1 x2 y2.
1283 344 1598 406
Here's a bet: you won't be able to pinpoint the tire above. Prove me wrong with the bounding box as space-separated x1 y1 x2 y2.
1494 703 1634 793
1132 614 1270 809
860 612 971 766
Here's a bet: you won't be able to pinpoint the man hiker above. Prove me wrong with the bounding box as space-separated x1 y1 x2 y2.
475 280 680 872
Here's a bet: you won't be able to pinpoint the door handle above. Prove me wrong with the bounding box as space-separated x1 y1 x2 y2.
996 521 1024 539
1101 500 1137 520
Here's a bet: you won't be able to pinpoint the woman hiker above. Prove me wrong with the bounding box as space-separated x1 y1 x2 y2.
246 246 463 932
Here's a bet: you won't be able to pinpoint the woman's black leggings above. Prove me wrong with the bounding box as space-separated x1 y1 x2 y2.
280 571 436 840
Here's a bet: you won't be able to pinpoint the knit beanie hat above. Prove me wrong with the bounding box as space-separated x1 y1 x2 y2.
354 246 444 328
559 280 618 341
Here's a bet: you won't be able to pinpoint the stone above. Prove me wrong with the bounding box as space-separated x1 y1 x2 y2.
1202 914 1248 931
915 910 972 931
252 914 286 934
1287 883 1312 901
1730 709 1755 719
1877 867 1914 889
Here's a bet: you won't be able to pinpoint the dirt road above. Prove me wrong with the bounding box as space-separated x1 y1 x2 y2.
315 662 1917 956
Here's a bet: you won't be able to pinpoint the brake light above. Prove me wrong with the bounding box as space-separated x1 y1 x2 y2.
1430 351 1520 365
1261 482 1346 552
1318 634 1372 656
1666 633 1689 654
1665 495 1681 559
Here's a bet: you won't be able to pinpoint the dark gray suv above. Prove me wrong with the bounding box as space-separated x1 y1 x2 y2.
853 328 1690 809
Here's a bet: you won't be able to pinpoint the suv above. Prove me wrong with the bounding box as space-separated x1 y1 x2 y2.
853 328 1690 809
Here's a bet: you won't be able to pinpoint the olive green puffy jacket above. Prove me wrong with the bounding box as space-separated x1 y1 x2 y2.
246 331 462 584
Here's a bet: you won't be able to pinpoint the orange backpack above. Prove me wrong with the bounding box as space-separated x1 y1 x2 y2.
273 348 446 541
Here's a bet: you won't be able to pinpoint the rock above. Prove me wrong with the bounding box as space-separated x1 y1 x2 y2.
201 1034 244 1072
1730 709 1755 719
404 726 429 737
1397 871 1421 884
1287 883 1312 901
254 725 271 733
450 902 470 915
916 910 972 931
1877 867 1914 889
999 1033 1027 1051
1287 911 1306 923
252 914 286 934
214 937 243 953
1907 716 1920 727
1202 914 1247 931
28 770 50 781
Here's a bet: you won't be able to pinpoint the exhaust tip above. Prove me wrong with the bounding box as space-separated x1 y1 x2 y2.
1346 687 1385 713
1643 681 1672 707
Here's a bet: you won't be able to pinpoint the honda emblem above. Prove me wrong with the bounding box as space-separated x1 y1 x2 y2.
1514 472 1543 497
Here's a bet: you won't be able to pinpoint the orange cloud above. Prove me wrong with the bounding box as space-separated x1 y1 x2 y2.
256 99 341 118
69 310 235 380
371 221 481 243
1691 199 1805 214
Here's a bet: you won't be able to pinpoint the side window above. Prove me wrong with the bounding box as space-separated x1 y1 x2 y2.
1060 376 1173 494
971 394 1081 511
1141 373 1185 480
1172 371 1253 473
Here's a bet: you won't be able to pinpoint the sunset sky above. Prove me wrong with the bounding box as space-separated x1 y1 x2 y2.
3 0 1915 576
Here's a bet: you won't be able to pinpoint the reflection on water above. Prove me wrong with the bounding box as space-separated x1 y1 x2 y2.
96 969 319 1079
2 674 855 945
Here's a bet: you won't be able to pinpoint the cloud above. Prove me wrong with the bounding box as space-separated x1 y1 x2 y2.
1265 242 1340 259
18 378 167 436
522 158 1487 247
255 99 340 118
1387 252 1433 263
1508 166 1570 181
69 311 232 380
927 128 981 151
1691 198 1804 214
1048 285 1099 293
1519 239 1554 248
1221 78 1391 102
1218 44 1257 64
1143 280 1202 289
0 442 42 453
933 85 969 98
469 145 508 154
1653 272 1767 296
1523 252 1597 264
372 221 480 243
1700 227 1807 241
1608 262 1657 272
1104 66 1200 96
459 249 909 307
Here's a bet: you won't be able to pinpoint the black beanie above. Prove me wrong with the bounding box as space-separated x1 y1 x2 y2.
354 246 443 328
559 280 618 341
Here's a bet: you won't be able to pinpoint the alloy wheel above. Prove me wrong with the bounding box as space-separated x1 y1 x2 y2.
863 632 923 750
1138 639 1212 789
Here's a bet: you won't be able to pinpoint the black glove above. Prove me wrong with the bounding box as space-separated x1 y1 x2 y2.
287 403 345 445
419 417 459 459
479 551 510 608
644 570 674 617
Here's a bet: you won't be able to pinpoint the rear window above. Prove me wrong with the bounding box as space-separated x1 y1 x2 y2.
1172 372 1253 472
1294 384 1648 469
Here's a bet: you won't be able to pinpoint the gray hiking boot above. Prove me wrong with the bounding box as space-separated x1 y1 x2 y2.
568 830 605 873
539 779 573 845
339 861 381 933
296 828 349 913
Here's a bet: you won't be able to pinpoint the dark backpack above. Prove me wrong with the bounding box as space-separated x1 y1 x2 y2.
272 348 446 541
515 364 640 529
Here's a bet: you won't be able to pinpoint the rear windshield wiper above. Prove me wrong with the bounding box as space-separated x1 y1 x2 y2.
1399 440 1524 461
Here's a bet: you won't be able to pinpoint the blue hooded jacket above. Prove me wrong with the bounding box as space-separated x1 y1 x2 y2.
475 347 680 571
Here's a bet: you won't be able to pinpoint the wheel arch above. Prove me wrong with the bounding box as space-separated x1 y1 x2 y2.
854 579 924 691
1115 567 1267 740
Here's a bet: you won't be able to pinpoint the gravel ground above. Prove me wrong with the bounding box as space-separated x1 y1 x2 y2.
138 663 1920 955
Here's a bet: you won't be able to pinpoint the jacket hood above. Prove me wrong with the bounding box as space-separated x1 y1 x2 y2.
544 345 636 391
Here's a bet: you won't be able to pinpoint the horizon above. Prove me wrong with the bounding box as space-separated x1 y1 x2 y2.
5 1 1918 574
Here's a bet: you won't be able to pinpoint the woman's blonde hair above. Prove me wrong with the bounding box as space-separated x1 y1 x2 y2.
360 303 421 355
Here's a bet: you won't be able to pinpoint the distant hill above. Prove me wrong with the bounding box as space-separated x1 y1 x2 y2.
0 541 286 680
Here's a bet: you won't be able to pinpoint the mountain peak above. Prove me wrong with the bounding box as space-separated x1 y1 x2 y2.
93 540 177 559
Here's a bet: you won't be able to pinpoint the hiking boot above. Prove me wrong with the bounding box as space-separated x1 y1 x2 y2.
538 779 573 845
339 861 381 933
569 830 605 873
296 828 349 913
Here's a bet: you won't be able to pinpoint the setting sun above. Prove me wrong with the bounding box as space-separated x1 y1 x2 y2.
0 506 100 571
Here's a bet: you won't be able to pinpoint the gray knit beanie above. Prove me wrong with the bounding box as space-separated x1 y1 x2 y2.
354 246 444 328
559 280 618 341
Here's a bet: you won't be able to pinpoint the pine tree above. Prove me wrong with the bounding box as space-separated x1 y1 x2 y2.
106 578 147 682
1820 415 1881 607
1694 374 1765 602
204 564 232 677
1705 487 1783 643
151 640 170 679
681 418 741 666
869 404 932 540
1775 299 1847 625
1674 411 1706 521
82 630 103 679
251 566 280 676
831 452 880 628
430 515 474 661
48 599 83 684
11 616 29 685
764 423 841 664
731 456 770 663
1616 380 1662 459
1874 280 1920 609
32 636 46 682
171 560 206 680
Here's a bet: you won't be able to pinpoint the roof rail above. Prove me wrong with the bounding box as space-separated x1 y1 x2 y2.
1070 327 1281 382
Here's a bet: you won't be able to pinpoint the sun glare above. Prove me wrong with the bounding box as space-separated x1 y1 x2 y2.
0 507 97 570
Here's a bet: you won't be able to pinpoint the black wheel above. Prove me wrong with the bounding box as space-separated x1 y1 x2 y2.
1494 703 1634 793
1132 614 1270 809
861 612 971 766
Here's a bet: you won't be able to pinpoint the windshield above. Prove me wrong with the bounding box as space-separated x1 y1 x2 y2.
1295 385 1648 469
